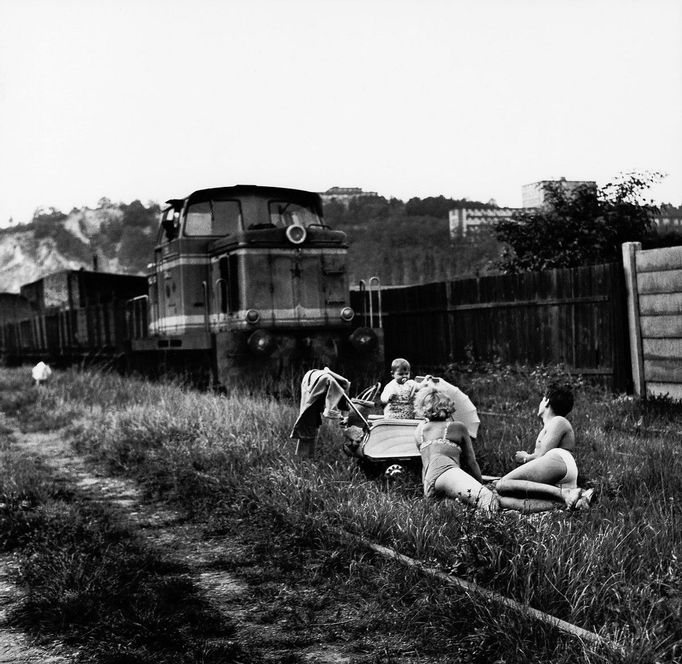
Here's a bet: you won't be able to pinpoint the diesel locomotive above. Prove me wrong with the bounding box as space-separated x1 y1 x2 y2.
0 185 383 387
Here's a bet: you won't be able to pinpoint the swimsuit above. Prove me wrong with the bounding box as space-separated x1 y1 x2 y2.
545 447 578 489
416 421 462 498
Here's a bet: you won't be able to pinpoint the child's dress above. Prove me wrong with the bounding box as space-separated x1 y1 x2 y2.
381 379 418 419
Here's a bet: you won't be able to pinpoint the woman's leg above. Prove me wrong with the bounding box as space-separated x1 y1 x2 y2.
499 454 566 485
495 454 580 512
496 477 567 501
435 467 499 513
496 454 581 509
497 495 563 513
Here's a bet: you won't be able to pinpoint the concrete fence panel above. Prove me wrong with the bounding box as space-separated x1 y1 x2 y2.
623 241 682 400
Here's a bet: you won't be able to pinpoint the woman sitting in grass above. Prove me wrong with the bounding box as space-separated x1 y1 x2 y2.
493 381 594 513
414 386 499 513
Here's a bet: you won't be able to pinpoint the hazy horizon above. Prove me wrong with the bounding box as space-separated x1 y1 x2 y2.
1 0 680 227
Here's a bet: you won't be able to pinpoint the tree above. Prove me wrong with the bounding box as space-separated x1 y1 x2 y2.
32 207 68 240
493 172 662 272
405 195 493 219
117 200 159 272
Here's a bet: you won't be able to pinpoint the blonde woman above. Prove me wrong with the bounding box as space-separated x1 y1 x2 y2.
414 386 498 513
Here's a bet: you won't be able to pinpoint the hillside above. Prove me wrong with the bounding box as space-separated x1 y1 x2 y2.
0 200 159 293
0 194 505 294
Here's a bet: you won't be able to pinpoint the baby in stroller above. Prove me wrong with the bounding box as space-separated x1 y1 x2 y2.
380 357 424 419
343 364 481 478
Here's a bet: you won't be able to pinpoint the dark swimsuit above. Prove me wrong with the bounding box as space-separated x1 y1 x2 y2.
416 421 463 498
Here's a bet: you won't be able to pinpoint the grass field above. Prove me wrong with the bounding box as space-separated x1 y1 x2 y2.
0 364 680 663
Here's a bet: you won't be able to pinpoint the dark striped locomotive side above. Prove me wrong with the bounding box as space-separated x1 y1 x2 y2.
130 185 380 385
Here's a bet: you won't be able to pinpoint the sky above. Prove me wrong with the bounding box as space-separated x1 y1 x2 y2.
0 0 681 227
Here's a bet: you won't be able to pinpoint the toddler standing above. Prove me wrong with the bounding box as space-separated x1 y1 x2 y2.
380 357 421 419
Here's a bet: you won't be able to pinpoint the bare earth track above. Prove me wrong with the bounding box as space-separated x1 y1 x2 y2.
1 425 354 663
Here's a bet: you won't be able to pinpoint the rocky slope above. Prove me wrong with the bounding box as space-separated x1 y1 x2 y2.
0 201 158 293
0 231 84 293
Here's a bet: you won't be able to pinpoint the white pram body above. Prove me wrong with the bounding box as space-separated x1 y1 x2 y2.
343 377 480 469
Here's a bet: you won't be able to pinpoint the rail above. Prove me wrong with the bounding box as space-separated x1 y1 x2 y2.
215 278 227 314
357 277 383 328
201 281 210 332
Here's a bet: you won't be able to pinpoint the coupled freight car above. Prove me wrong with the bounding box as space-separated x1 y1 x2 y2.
127 184 383 385
0 185 383 386
0 270 147 366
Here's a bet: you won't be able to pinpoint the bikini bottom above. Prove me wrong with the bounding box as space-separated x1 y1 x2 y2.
545 448 578 489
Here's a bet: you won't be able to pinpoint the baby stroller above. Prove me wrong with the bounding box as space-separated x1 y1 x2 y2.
341 377 481 479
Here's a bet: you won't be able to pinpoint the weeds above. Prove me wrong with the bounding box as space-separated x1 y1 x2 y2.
0 447 248 662
1 365 680 662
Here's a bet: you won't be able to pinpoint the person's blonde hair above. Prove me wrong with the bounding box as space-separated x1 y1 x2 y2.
414 386 456 421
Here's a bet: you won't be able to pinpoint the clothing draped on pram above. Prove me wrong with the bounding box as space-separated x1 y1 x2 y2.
290 368 351 442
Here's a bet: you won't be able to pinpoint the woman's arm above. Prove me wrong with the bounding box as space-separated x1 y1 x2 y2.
449 422 484 483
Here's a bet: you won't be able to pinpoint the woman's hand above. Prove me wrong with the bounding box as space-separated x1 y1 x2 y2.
514 451 529 464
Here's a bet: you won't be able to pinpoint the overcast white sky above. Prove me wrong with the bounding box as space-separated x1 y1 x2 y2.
0 0 680 226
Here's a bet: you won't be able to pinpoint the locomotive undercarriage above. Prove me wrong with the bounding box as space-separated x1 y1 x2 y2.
126 325 382 392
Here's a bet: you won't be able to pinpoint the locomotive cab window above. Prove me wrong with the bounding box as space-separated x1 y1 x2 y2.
184 200 242 236
160 208 180 242
268 201 320 228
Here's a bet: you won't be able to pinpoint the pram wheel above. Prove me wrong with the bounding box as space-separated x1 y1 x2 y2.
384 464 405 479
356 459 417 482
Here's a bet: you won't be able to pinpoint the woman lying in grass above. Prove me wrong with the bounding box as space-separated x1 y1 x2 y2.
493 381 594 513
414 381 593 514
414 386 499 513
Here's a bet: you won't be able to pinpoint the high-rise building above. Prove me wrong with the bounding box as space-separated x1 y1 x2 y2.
522 177 597 208
449 178 598 238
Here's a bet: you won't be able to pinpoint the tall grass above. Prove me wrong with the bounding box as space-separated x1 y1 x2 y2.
2 365 681 662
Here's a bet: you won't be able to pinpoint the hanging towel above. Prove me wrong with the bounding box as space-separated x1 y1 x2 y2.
290 368 351 440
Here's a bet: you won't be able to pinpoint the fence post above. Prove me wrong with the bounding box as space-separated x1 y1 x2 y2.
622 242 645 396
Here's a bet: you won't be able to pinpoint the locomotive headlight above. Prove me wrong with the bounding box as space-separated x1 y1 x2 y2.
247 329 277 356
245 309 261 324
348 326 378 352
285 224 307 245
340 306 355 322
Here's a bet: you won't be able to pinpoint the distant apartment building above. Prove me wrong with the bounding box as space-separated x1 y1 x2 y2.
448 207 519 238
320 187 379 208
449 178 599 238
653 209 682 234
521 177 597 208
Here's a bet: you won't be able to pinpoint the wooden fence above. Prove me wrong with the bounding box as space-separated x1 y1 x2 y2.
353 262 631 391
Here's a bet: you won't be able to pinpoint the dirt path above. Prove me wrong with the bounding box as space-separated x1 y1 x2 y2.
0 551 73 663
1 426 353 663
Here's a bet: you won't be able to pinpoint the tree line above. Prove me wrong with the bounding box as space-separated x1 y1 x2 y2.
324 195 501 285
4 174 680 285
495 172 682 273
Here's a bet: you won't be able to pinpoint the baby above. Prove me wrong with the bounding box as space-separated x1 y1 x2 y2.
380 357 423 419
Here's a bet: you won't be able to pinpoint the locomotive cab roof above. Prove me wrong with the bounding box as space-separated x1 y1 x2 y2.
159 184 339 244
167 185 324 215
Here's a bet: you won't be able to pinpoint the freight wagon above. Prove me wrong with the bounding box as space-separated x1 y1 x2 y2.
0 270 146 366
